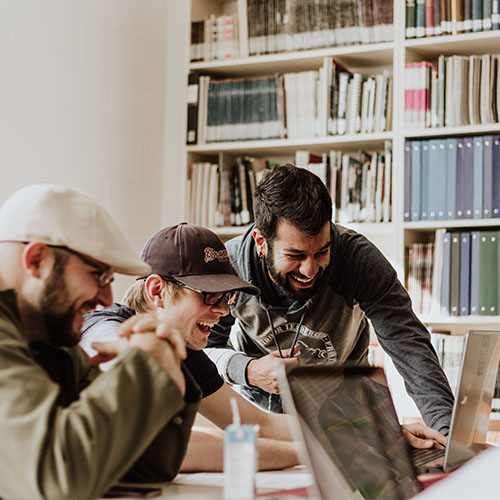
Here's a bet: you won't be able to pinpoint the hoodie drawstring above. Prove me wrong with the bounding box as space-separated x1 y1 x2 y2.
265 309 306 359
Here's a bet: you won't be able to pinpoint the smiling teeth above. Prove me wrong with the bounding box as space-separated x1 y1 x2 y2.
197 321 216 328
292 276 313 283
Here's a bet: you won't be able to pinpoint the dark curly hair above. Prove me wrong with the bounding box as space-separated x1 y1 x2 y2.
253 163 332 242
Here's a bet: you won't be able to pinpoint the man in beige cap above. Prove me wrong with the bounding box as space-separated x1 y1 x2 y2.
0 185 198 499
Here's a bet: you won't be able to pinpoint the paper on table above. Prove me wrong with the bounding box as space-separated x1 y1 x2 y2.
415 446 500 500
174 471 313 490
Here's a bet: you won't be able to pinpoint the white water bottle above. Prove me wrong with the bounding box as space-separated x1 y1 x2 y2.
224 398 259 499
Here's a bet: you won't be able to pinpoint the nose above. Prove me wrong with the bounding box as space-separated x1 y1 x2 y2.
211 299 230 317
299 256 318 278
97 282 113 307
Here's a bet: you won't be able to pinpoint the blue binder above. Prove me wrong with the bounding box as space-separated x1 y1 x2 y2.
428 139 447 220
404 142 412 222
445 138 457 220
472 136 483 219
421 141 430 220
411 140 422 221
483 135 494 218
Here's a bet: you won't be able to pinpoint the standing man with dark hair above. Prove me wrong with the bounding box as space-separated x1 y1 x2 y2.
206 163 455 437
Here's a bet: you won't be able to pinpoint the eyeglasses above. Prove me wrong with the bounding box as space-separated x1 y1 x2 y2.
52 246 114 288
163 278 239 307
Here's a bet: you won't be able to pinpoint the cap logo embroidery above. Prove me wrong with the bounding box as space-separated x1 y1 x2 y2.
204 247 229 263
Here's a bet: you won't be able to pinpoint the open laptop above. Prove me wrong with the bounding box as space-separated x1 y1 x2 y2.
278 363 422 499
412 329 500 473
277 330 500 499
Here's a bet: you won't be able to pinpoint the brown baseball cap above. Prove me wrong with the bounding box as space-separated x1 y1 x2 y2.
139 223 259 295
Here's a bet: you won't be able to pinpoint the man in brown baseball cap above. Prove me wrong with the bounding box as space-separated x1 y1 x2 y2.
82 223 300 472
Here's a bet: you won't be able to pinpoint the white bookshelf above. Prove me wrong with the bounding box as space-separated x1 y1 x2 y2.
170 0 500 419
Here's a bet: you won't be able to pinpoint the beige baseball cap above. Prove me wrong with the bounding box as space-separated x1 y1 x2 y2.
0 184 150 276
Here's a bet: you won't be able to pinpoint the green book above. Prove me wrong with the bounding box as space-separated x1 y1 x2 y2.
478 231 498 315
406 0 417 38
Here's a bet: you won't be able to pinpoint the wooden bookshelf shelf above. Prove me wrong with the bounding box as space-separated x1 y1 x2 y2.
187 132 393 155
404 123 500 139
190 42 395 76
403 219 500 231
405 31 500 57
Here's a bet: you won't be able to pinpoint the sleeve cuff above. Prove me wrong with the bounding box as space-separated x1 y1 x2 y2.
226 353 255 386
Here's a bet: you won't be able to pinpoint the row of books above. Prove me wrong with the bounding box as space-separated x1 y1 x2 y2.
407 229 500 317
186 158 271 229
186 145 392 228
404 54 500 130
406 242 435 315
404 135 500 222
190 14 240 62
329 145 392 223
295 148 392 224
406 0 500 38
186 59 392 144
246 0 393 55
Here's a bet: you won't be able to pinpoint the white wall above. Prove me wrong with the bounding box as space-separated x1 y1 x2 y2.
0 0 170 296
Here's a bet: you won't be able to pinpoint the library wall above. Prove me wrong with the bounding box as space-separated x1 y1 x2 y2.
0 0 169 296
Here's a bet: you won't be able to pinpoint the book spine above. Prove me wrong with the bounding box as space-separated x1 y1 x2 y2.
186 73 200 145
449 231 461 316
446 138 457 219
459 232 471 315
493 0 500 29
416 0 426 37
404 142 412 221
473 136 484 219
406 0 417 37
470 231 481 314
483 135 494 217
411 140 422 220
441 232 452 315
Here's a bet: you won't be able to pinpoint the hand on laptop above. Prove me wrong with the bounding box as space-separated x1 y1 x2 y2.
402 422 448 449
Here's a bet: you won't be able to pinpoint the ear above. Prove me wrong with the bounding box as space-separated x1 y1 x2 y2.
144 274 166 308
22 242 52 278
252 228 268 258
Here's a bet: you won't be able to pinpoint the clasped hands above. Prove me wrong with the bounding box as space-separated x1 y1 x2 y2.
90 308 187 395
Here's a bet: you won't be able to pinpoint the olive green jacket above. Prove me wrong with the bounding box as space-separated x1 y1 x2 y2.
0 290 201 499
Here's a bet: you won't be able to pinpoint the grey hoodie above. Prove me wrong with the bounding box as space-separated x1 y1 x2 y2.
206 223 454 434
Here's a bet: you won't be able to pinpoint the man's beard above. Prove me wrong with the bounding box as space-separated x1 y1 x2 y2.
265 244 323 301
39 252 80 347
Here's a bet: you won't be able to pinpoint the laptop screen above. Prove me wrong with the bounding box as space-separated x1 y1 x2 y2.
282 365 422 500
444 330 500 471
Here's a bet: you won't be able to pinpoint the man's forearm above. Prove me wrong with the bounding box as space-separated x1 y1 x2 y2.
180 426 300 472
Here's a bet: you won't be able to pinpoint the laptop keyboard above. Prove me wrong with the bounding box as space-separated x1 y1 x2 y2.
411 447 445 466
